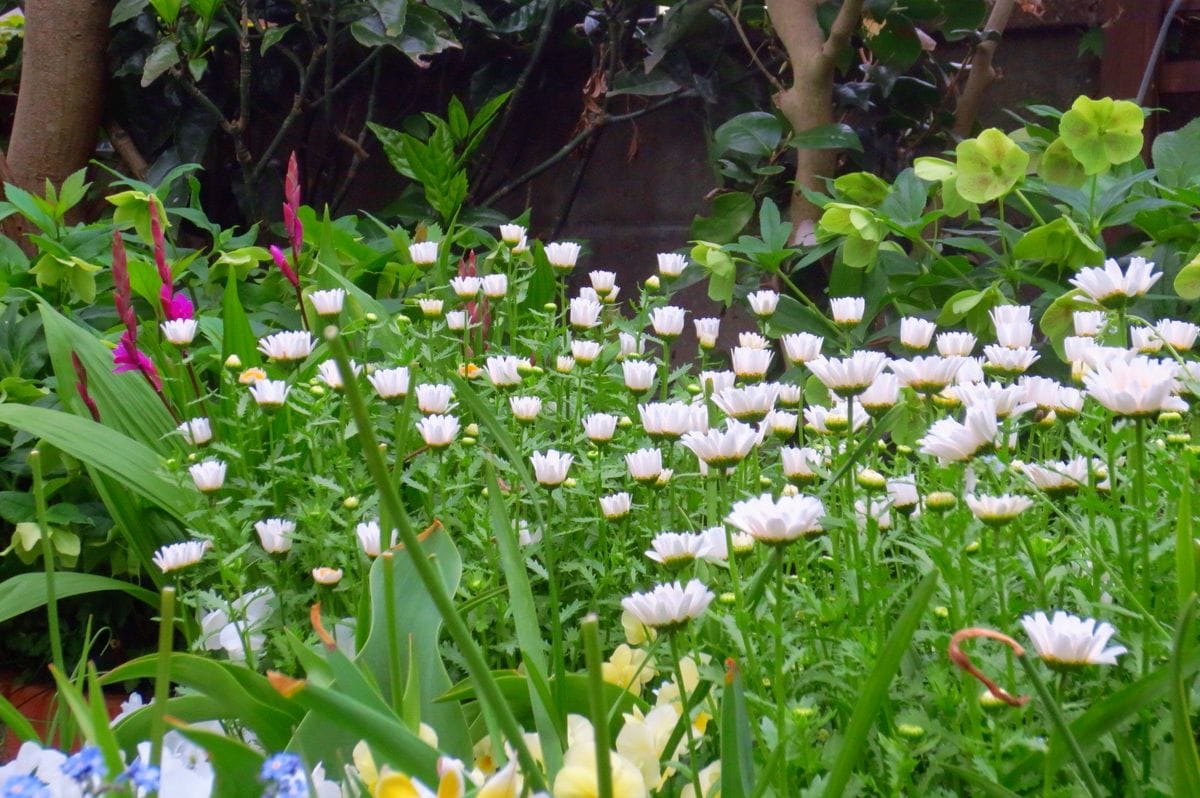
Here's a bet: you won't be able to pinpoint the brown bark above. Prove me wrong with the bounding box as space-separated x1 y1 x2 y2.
952 0 1018 138
3 0 110 247
765 0 865 244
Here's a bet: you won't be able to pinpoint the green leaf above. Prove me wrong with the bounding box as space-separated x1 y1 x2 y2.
369 0 408 36
834 172 891 207
1013 216 1104 269
1038 288 1094 360
222 273 260 367
720 659 754 798
171 724 265 798
1152 117 1200 189
147 0 182 24
260 23 292 54
821 571 938 797
713 112 784 157
0 571 160 625
757 197 791 251
0 690 38 744
791 123 863 152
1173 596 1200 795
141 40 180 88
5 183 57 235
111 0 149 25
1174 252 1200 300
1178 479 1196 611
691 192 755 244
187 0 222 22
0 405 196 523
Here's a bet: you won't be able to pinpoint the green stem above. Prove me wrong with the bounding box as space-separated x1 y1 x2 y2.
383 553 405 716
326 327 549 792
669 632 704 798
149 586 177 769
582 615 614 798
771 546 789 796
1018 654 1104 798
30 450 65 678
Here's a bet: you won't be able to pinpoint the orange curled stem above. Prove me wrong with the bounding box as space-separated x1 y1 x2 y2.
310 602 336 650
948 627 1031 707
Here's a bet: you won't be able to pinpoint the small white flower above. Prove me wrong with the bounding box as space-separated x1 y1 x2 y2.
966 494 1033 525
450 276 481 298
713 382 780 422
899 317 936 350
781 332 824 365
556 355 576 373
249 378 290 407
936 331 977 357
952 381 1034 420
650 306 686 338
990 304 1031 327
918 401 998 463
509 395 543 422
189 459 226 492
1069 256 1161 308
590 270 618 294
747 290 779 317
766 409 797 435
680 421 760 468
994 321 1034 349
152 539 211 573
310 288 346 316
699 370 736 396
177 417 213 446
1073 310 1108 337
859 372 900 413
312 567 343 585
887 475 919 512
258 330 314 361
855 498 892 531
416 383 454 414
409 241 438 265
570 296 603 329
738 332 770 350
1022 457 1088 493
626 448 664 482
485 355 525 388
694 318 721 349
369 367 410 400
777 382 802 406
657 252 688 278
545 241 582 270
161 318 198 346
512 235 529 254
830 296 865 326
645 532 717 566
356 520 397 557
317 358 360 389
531 449 573 486
983 345 1039 375
254 518 295 554
731 346 773 379
571 339 602 364
499 224 527 245
621 579 714 629
804 400 868 434
1084 354 1187 417
1020 610 1127 668
584 413 619 442
726 492 825 544
418 298 444 318
640 402 705 439
807 351 887 397
416 414 460 448
1155 319 1200 351
890 355 962 394
609 335 640 364
781 446 823 482
482 274 508 298
623 360 656 393
446 310 467 331
600 492 632 519
1131 326 1163 353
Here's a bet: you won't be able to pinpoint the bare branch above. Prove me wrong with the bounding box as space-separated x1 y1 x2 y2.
952 0 1017 137
822 0 866 61
718 0 784 91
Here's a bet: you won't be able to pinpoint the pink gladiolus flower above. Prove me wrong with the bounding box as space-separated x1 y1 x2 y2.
113 333 162 391
269 244 300 290
162 287 194 321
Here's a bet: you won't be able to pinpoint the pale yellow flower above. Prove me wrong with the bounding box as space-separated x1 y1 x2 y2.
477 760 522 798
621 609 656 646
681 762 721 798
615 704 680 789
553 742 648 798
602 645 656 694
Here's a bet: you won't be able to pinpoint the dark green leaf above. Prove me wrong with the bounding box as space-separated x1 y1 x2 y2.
713 112 784 157
790 123 863 152
691 192 755 244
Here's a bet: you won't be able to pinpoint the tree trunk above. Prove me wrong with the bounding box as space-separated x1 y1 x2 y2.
776 56 835 244
3 0 109 247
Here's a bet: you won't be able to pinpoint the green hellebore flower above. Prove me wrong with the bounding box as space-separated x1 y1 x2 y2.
1058 95 1144 175
1038 137 1088 188
954 128 1029 204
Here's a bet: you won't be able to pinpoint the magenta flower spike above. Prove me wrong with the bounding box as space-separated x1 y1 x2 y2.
269 244 300 290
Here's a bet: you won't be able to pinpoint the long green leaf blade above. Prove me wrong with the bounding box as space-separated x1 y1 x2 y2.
0 572 158 624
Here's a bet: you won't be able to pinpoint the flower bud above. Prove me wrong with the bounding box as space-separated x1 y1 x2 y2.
925 491 957 512
343 496 360 509
224 354 242 370
644 275 660 291
896 723 926 740
365 312 379 323
856 468 886 491
465 423 480 437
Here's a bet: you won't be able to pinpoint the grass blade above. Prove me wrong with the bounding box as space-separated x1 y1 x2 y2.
1173 595 1200 794
0 572 158 624
720 658 754 798
822 570 938 798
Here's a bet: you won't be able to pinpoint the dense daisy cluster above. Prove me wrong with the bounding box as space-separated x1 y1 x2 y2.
105 215 1194 793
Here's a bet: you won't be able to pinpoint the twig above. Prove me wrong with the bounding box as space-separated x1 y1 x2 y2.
1137 0 1186 105
106 119 149 180
332 56 383 211
718 0 783 91
473 0 562 194
478 90 695 208
250 46 324 183
952 0 1017 137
